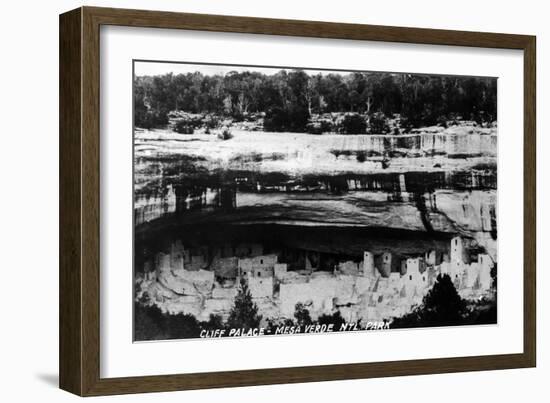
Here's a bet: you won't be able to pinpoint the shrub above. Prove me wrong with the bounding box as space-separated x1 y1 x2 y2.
339 113 367 134
264 106 309 132
134 303 167 341
437 116 448 128
306 119 333 134
318 311 346 331
356 150 367 163
203 114 220 129
135 108 169 129
166 313 202 339
264 107 290 132
265 318 296 334
174 120 194 134
217 127 233 140
200 314 224 331
173 113 204 134
287 105 310 132
134 304 227 340
400 109 439 130
367 112 391 134
294 303 313 327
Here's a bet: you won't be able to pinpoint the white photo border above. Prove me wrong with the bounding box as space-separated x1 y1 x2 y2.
100 25 524 378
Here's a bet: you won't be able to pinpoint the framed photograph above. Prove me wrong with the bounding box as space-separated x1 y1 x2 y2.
59 6 536 396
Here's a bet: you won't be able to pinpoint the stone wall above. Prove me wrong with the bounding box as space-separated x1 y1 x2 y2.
238 254 278 277
137 237 495 325
248 276 273 299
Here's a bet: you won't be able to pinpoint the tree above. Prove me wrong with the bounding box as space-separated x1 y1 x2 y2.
294 303 313 327
367 112 391 134
422 274 467 323
318 310 346 330
264 106 290 132
173 119 194 134
166 312 201 339
340 113 367 134
200 314 224 331
134 302 217 340
134 303 167 341
391 274 467 328
133 70 497 131
226 278 263 330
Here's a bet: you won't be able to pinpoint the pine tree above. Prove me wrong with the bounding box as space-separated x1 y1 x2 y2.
421 274 467 325
227 277 262 330
391 274 467 328
294 303 313 327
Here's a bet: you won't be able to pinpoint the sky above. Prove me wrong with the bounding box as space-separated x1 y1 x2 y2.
133 61 495 80
133 60 361 77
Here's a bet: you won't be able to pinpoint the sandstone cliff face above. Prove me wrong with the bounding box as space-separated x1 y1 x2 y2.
135 127 496 178
427 190 497 259
135 189 495 240
134 125 497 329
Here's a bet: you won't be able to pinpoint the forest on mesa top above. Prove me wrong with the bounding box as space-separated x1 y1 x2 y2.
134 69 497 134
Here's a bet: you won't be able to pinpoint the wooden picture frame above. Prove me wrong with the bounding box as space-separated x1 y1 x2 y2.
59 6 536 396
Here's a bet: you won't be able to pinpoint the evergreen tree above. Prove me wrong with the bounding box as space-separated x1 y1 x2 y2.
166 313 201 339
134 70 497 130
294 303 313 327
318 310 346 330
227 278 262 330
200 314 225 331
422 274 467 324
134 303 167 341
391 274 467 328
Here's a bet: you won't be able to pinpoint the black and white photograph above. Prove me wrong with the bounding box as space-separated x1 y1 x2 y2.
1 0 543 399
132 61 498 341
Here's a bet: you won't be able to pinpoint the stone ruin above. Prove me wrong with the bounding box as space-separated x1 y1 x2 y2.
135 236 495 323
